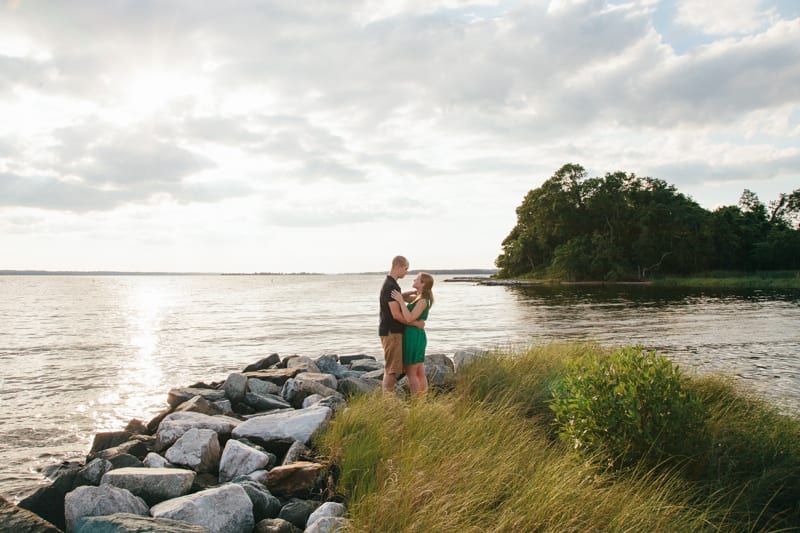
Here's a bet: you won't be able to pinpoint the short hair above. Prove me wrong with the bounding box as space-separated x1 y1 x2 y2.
392 255 409 268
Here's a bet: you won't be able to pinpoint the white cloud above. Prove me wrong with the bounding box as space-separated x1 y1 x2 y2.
675 0 777 35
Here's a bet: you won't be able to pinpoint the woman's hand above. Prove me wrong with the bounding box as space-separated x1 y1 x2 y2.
391 289 405 303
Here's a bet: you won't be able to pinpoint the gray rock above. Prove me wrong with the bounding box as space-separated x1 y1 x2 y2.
277 498 320 529
453 348 487 372
174 395 224 416
281 440 310 465
89 431 134 455
349 359 384 372
150 483 254 533
313 355 348 378
242 354 281 373
284 356 320 373
143 452 173 468
311 396 347 412
266 462 327 498
232 406 332 445
74 512 209 532
18 461 82 529
295 372 338 391
338 354 374 365
305 516 350 533
101 467 195 505
219 439 271 482
246 391 293 411
426 353 455 371
254 517 301 533
108 454 145 470
156 412 240 447
301 394 324 408
64 484 148 532
244 368 303 386
167 388 227 408
165 428 221 473
223 372 248 404
337 376 380 397
90 439 148 463
233 479 281 521
77 458 113 486
282 379 343 409
425 361 456 389
361 369 384 380
0 494 61 532
246 470 270 486
306 501 345 527
248 378 282 396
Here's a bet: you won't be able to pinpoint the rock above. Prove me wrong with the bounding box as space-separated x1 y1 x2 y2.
248 378 282 396
349 359 384 372
338 354 374 365
89 431 134 454
232 406 332 445
242 354 281 373
254 517 301 533
174 395 224 416
426 353 455 372
301 394 324 408
77 458 113 486
361 369 384 381
108 454 145 469
453 348 486 372
89 439 148 462
306 501 345 527
64 484 148 532
244 368 303 386
337 376 380 397
101 467 195 505
281 379 343 409
156 412 240 447
233 479 281 521
219 439 271 482
266 461 327 498
74 512 210 532
314 355 348 378
245 391 293 411
167 388 227 408
295 372 338 390
284 356 320 373
143 452 173 468
146 407 172 434
277 498 320 529
150 483 254 533
305 516 350 533
124 418 150 435
281 440 309 465
18 461 82 529
165 427 221 473
0 494 61 532
425 360 456 389
246 470 270 486
312 396 347 412
223 372 248 404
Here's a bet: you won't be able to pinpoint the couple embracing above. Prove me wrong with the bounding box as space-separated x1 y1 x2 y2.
379 255 435 396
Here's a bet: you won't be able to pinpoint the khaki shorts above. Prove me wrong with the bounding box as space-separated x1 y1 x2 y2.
381 333 404 376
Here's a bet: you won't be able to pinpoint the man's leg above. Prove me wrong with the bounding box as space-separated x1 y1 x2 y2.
381 334 403 394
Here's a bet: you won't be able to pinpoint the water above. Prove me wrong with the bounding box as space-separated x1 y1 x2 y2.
1 275 799 500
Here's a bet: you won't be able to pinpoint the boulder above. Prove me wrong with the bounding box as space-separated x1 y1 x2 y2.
281 440 309 466
306 501 346 527
453 347 487 372
0 494 61 532
108 454 145 469
89 431 134 454
156 412 240 447
74 512 209 532
244 368 302 386
167 388 227 408
248 378 282 396
361 369 384 381
223 372 248 404
283 356 320 373
143 452 173 468
232 406 332 445
295 372 338 390
349 359 384 372
101 467 195 505
310 396 347 413
219 439 271 482
174 395 224 416
150 483 254 533
242 354 281 372
281 379 343 409
233 479 281 521
426 353 455 372
254 517 301 533
337 376 380 397
314 355 348 378
245 391 293 412
18 461 82 529
306 516 350 533
89 439 148 462
64 484 148 532
425 360 456 389
266 461 327 498
124 418 150 435
277 498 320 529
301 394 324 408
77 458 113 486
338 354 374 365
165 428 221 473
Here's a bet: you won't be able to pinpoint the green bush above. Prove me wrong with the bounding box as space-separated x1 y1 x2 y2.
551 346 704 468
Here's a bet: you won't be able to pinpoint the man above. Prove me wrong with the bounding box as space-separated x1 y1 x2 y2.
379 255 411 393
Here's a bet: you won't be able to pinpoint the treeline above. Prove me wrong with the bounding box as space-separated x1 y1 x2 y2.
496 163 800 280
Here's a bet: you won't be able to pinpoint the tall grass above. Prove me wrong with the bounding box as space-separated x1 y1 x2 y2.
654 271 800 289
316 344 800 531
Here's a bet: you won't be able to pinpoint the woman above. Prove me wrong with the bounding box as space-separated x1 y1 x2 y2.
391 272 434 395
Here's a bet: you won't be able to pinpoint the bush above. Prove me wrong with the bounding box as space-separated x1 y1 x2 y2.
551 346 705 468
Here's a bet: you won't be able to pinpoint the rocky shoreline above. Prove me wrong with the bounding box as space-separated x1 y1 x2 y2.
2 351 461 533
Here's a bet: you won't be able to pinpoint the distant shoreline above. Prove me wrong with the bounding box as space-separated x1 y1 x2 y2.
0 268 499 277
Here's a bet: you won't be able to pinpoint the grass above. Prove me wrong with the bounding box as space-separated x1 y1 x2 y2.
317 344 800 531
653 271 800 289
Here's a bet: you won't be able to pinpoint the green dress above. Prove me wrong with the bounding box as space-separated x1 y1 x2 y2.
403 298 431 365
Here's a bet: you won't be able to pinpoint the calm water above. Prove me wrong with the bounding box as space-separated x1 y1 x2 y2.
1 274 799 500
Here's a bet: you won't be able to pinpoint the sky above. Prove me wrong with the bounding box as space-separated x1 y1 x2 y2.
1 0 799 273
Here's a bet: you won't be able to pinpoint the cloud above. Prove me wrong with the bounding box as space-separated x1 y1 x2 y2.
674 0 776 35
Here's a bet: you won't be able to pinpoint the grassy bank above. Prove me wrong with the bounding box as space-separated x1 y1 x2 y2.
653 271 800 289
318 344 800 532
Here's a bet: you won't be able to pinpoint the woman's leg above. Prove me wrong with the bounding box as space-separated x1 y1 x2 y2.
405 364 420 394
416 363 428 394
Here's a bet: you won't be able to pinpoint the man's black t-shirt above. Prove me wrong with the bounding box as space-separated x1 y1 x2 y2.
379 275 404 336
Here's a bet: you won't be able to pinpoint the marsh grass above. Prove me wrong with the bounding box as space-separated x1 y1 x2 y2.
654 271 800 289
317 344 800 531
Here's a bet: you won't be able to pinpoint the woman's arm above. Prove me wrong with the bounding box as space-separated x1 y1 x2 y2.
391 290 427 324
